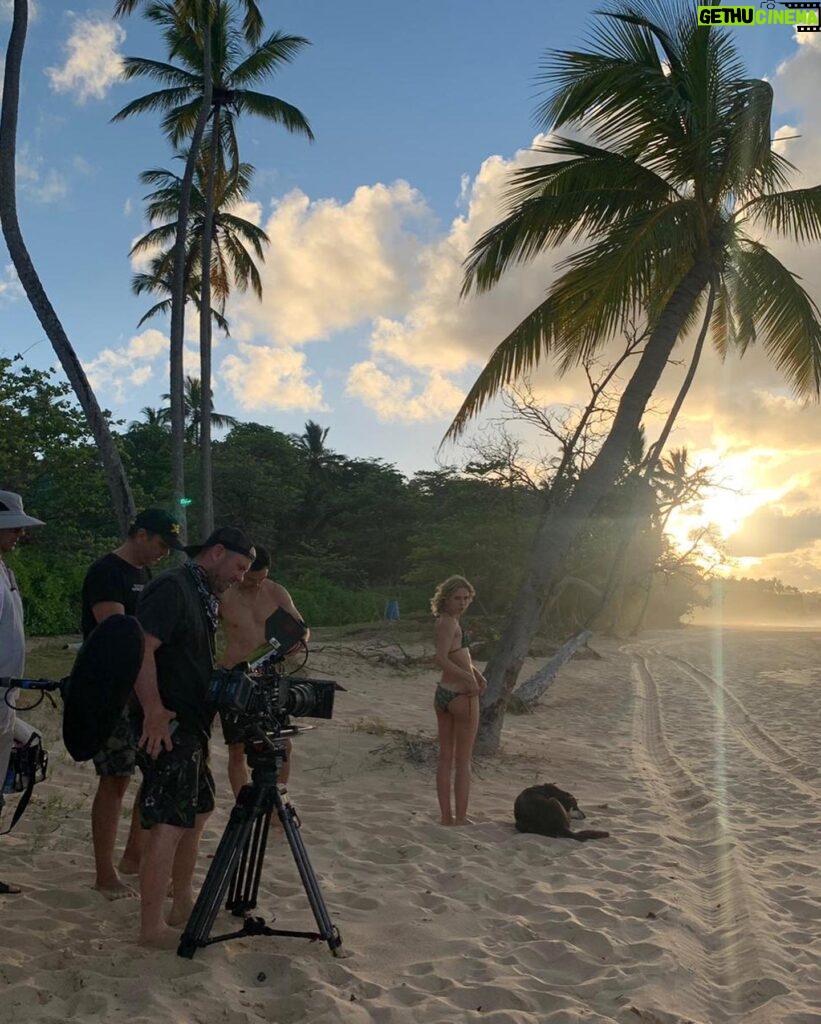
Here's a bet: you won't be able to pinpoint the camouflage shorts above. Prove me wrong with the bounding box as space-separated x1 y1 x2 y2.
93 711 139 778
137 733 215 829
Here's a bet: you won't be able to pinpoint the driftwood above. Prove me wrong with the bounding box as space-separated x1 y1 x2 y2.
509 629 593 711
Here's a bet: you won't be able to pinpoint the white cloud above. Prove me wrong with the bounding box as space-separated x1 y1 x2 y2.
0 263 24 304
85 328 168 400
46 17 125 103
218 343 327 412
228 181 434 345
15 143 68 204
346 360 465 422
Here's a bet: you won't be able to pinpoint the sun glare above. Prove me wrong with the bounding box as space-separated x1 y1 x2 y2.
664 449 786 573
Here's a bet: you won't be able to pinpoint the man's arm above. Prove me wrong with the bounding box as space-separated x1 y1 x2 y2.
92 600 126 624
133 632 176 758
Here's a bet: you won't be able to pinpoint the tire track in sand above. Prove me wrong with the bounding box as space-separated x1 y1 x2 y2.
630 651 790 1022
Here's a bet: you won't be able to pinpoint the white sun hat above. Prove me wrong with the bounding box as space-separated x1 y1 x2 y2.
0 490 46 529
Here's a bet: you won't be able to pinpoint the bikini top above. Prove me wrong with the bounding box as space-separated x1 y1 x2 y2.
461 631 471 649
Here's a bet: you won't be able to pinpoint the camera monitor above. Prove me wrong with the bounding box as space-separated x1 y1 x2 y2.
264 607 307 656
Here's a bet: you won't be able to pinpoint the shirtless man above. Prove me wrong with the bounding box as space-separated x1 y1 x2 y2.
431 575 487 825
219 545 310 797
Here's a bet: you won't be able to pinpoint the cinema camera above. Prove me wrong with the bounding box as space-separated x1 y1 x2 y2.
177 608 345 961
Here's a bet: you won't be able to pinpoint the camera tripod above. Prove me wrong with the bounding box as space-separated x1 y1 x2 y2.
177 728 343 959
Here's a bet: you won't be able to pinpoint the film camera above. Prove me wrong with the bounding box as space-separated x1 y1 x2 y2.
206 608 342 744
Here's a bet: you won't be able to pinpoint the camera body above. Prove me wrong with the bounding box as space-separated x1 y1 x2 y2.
208 662 339 735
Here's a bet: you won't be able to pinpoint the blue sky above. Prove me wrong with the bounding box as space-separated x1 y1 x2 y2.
4 3 821 584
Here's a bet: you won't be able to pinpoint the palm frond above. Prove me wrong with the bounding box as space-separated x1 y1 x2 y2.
230 33 312 87
730 239 821 396
741 186 821 245
232 91 314 139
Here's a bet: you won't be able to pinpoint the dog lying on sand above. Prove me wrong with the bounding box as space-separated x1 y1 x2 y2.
514 783 610 842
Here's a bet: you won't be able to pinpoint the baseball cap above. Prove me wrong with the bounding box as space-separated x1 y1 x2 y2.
132 508 185 551
184 525 255 560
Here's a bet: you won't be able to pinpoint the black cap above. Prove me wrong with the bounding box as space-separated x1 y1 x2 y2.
185 526 255 560
132 508 185 551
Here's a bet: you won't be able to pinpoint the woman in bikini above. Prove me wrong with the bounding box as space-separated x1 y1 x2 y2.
431 576 487 825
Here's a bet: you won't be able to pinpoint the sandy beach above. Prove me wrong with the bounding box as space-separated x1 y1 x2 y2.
1 623 820 1024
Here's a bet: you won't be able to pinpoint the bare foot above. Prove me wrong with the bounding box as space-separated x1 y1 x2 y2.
440 817 454 826
453 817 475 826
139 926 181 950
118 858 140 877
166 900 194 926
94 879 136 900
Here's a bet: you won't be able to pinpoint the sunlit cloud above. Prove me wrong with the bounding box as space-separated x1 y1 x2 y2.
346 360 465 422
218 343 327 412
85 328 168 401
0 263 24 304
46 17 125 103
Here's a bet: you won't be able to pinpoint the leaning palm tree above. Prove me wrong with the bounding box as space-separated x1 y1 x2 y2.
114 0 264 539
449 0 821 752
114 0 312 534
1 0 135 533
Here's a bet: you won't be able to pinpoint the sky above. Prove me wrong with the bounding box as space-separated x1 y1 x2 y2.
2 2 821 586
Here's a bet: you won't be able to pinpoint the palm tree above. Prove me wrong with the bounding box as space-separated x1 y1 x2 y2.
114 0 312 534
449 0 821 753
1 0 135 534
114 0 263 540
161 375 238 446
131 156 267 342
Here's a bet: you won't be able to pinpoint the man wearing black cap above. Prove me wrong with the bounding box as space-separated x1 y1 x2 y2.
80 508 185 898
0 490 45 895
132 526 254 947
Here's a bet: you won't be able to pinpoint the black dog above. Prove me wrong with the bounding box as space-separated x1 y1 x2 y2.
514 783 610 842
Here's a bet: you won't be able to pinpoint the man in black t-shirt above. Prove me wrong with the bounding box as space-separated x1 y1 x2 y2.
133 526 254 948
80 508 184 898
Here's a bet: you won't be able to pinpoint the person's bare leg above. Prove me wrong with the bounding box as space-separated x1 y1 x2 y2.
118 785 146 876
92 775 133 895
227 743 249 799
452 695 479 824
139 823 184 947
435 705 455 825
167 812 210 926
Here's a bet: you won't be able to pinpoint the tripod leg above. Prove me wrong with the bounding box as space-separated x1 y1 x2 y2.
274 786 343 955
178 787 266 958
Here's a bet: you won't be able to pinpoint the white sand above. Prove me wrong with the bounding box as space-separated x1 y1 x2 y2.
2 625 820 1023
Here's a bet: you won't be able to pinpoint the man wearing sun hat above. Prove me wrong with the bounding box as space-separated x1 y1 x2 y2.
0 490 45 895
80 508 185 899
131 525 254 947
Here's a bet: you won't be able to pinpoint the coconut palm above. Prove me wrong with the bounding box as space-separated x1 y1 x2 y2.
114 0 265 539
114 0 312 533
449 0 821 752
1 0 135 533
131 157 268 326
161 375 238 446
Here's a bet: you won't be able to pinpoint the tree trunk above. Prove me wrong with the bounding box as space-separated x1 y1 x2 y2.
509 629 593 709
0 0 135 535
589 281 716 634
199 105 220 537
476 258 713 754
169 0 214 542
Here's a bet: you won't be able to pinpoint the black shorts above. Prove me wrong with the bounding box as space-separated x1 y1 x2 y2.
93 710 139 778
219 708 246 746
137 733 215 829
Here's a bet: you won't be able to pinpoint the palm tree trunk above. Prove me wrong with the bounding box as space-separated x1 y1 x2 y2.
477 258 713 754
199 105 220 537
585 281 716 634
0 0 135 535
169 0 214 542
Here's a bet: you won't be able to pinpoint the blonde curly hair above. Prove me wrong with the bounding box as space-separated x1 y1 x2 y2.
430 575 476 615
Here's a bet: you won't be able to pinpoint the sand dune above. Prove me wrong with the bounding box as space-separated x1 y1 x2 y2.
2 626 820 1023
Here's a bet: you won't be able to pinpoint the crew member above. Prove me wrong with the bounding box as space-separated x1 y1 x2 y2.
219 545 309 797
80 508 185 897
133 526 254 947
0 490 45 895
